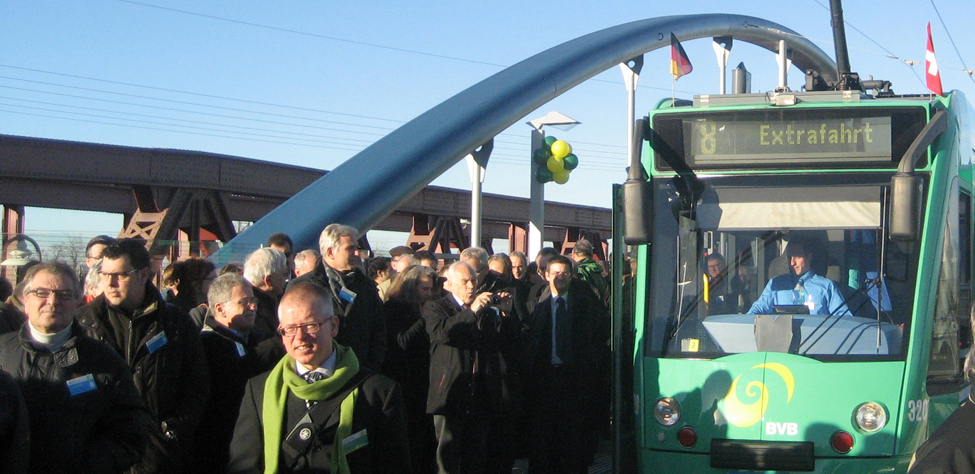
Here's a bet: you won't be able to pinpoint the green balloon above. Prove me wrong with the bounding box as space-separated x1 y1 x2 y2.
544 135 558 147
532 147 551 165
562 153 579 170
536 166 553 183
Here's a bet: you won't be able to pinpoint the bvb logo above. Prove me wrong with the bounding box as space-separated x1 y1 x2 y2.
721 363 795 427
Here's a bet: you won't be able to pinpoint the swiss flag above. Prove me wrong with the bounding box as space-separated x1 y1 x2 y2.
926 23 943 96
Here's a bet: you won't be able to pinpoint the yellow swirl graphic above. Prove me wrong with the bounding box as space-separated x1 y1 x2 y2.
721 363 795 427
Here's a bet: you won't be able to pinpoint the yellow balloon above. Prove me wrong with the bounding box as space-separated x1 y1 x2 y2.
553 169 570 184
550 140 572 159
546 156 564 173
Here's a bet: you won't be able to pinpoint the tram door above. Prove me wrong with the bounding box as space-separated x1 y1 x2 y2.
611 184 637 473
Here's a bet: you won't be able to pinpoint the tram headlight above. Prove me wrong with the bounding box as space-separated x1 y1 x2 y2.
854 402 887 432
654 397 681 426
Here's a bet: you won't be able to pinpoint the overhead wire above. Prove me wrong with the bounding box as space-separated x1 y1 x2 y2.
116 0 699 95
928 0 975 83
0 64 406 124
0 73 626 163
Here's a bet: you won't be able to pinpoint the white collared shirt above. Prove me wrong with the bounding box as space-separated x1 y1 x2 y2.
295 349 337 379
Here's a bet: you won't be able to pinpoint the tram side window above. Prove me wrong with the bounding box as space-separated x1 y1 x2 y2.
928 192 963 384
959 191 973 347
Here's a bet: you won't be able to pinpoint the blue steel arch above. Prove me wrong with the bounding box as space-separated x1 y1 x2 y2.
214 14 836 263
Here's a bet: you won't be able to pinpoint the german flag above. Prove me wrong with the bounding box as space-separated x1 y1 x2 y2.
670 33 693 80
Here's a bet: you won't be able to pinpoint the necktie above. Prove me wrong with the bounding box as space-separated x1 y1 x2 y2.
303 372 326 408
553 297 567 364
794 278 807 306
304 371 327 384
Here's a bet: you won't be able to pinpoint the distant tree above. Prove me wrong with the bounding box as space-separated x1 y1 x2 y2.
45 234 86 276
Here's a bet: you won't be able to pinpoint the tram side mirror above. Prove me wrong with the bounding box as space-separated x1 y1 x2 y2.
624 118 652 245
623 179 652 245
889 173 924 242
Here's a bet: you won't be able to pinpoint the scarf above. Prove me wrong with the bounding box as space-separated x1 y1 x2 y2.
262 345 360 474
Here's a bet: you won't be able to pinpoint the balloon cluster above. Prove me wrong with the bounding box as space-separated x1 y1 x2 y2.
532 136 579 184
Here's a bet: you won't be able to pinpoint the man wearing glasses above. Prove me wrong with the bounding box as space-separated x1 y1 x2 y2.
190 273 263 474
0 261 149 473
228 282 411 473
79 238 210 474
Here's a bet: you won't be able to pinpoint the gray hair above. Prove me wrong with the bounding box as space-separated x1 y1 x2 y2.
509 251 528 263
208 273 249 307
243 248 287 286
295 249 321 266
22 261 82 297
444 260 477 284
281 281 336 322
487 253 511 275
318 224 359 256
85 259 102 296
459 247 489 273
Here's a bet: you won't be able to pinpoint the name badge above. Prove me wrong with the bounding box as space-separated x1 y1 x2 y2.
235 341 246 357
342 429 369 453
67 374 97 396
338 287 357 304
146 331 168 354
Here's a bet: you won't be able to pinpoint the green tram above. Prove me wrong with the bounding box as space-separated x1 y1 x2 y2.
621 90 975 473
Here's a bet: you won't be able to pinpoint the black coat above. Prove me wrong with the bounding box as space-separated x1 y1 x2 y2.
909 393 975 474
381 299 429 408
227 367 412 474
79 283 210 474
189 323 264 474
0 322 149 474
0 368 28 473
524 285 602 394
0 302 25 336
289 262 387 370
423 295 520 417
251 286 279 344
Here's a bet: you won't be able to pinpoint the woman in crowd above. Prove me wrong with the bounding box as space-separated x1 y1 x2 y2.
382 264 439 474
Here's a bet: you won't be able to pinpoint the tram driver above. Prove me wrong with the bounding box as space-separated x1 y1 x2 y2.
746 235 852 317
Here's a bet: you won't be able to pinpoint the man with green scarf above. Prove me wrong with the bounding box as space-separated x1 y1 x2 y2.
228 282 411 474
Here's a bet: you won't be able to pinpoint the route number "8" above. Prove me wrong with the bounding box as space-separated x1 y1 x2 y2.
698 122 716 155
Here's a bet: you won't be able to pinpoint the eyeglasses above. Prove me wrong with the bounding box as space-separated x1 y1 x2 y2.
98 269 141 281
26 288 77 301
277 321 328 337
547 271 571 278
226 297 259 308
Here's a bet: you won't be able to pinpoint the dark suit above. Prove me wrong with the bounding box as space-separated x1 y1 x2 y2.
251 286 279 343
228 366 411 474
424 295 520 474
525 282 605 474
289 262 387 370
189 323 263 474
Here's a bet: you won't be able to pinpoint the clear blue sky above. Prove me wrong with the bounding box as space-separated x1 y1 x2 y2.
4 0 974 246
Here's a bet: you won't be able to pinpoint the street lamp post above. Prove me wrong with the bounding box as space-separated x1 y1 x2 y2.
465 139 494 249
526 112 580 259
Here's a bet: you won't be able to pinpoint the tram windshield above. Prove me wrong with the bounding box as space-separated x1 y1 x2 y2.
644 174 919 361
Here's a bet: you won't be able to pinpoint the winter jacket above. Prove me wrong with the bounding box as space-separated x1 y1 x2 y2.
0 322 149 473
79 283 210 474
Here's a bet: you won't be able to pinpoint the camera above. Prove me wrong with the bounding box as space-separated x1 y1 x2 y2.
489 294 503 305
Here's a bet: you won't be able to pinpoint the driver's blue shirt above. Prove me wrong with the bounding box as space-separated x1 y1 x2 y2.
747 271 852 316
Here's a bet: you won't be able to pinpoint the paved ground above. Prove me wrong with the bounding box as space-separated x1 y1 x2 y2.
511 440 613 474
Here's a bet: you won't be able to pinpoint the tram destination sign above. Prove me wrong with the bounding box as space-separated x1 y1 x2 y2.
684 116 892 165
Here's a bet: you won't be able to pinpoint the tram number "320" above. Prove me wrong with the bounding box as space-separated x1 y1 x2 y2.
907 399 929 422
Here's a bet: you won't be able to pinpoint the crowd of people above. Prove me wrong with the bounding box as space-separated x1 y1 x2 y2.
0 225 614 474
